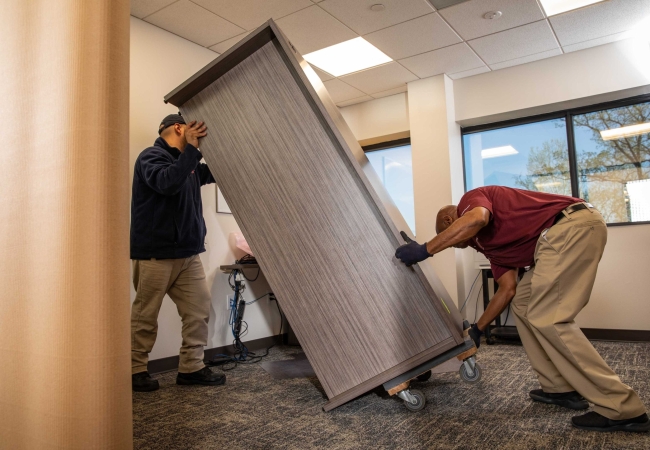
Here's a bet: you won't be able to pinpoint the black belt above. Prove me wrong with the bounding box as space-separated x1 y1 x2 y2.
554 202 594 224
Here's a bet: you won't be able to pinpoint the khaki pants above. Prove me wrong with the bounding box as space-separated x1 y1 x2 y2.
131 255 211 374
511 206 646 420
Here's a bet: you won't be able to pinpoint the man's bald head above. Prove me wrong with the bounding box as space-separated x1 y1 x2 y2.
436 205 458 234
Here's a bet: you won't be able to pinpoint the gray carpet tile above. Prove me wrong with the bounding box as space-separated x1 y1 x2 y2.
133 341 650 449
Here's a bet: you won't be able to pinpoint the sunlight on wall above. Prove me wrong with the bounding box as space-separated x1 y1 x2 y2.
622 16 650 81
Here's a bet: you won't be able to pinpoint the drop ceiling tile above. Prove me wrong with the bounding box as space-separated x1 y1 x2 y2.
399 43 484 78
276 5 358 54
318 0 434 35
562 31 632 53
447 65 490 79
468 20 558 64
339 62 418 95
371 85 408 99
323 79 366 103
310 65 335 81
439 0 545 40
550 0 650 46
337 95 374 107
209 32 251 53
191 0 312 31
145 0 245 47
489 48 562 70
364 13 461 60
131 0 178 18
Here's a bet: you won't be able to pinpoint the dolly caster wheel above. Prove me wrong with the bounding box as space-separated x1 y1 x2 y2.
396 388 426 412
459 358 482 383
416 371 432 382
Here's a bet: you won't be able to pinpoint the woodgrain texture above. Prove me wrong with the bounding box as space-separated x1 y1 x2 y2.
179 39 461 401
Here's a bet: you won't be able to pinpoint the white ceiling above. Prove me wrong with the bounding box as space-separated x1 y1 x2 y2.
131 0 650 107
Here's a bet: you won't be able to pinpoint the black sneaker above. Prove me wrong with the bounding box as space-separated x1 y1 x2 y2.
132 371 159 392
176 366 226 386
529 389 588 410
572 411 650 432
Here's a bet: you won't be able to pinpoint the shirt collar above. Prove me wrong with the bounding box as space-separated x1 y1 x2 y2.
154 137 181 158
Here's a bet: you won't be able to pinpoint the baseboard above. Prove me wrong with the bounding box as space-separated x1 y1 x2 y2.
488 326 650 343
148 334 287 375
582 328 650 342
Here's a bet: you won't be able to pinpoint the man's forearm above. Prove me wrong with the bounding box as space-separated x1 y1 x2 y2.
476 287 515 331
425 215 485 255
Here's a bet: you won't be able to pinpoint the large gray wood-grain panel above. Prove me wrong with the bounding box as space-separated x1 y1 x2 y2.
181 40 456 399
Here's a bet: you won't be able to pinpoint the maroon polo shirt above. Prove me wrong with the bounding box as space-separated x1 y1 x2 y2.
457 186 582 281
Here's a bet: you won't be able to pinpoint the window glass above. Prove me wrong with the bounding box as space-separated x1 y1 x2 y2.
573 102 650 223
365 145 416 234
463 119 571 195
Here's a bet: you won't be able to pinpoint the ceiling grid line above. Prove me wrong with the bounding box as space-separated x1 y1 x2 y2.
131 0 649 106
534 0 565 54
186 0 247 47
141 0 181 19
357 11 438 37
434 10 491 73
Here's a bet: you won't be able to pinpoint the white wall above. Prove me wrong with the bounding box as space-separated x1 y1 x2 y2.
340 37 650 330
454 38 650 126
339 93 409 141
130 17 281 362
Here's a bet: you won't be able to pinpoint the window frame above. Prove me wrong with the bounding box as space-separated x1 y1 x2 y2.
362 137 411 153
362 137 415 233
461 93 650 227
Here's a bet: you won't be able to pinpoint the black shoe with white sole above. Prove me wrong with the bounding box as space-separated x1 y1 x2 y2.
529 389 589 410
176 366 226 386
132 371 159 392
572 411 650 432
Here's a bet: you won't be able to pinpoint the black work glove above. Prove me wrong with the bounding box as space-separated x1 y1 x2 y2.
468 323 483 349
395 240 431 267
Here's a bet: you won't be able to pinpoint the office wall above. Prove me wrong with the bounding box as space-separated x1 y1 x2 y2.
130 17 281 362
340 37 650 330
339 93 409 141
454 38 650 126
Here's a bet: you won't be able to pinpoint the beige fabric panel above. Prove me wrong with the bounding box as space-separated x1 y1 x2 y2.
182 41 453 399
0 1 132 449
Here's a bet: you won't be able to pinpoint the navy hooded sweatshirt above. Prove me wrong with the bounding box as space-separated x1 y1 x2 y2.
130 137 215 260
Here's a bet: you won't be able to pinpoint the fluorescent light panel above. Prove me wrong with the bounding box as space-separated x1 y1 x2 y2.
303 37 392 77
600 122 650 141
539 0 607 16
481 145 518 159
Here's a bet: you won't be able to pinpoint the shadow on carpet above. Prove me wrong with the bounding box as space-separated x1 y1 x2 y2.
133 341 650 449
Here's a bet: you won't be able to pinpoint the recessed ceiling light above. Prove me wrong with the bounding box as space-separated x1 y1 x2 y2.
370 4 385 12
303 37 392 77
539 0 607 17
600 122 650 141
481 145 518 159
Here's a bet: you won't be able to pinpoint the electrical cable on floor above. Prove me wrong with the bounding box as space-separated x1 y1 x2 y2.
206 269 282 371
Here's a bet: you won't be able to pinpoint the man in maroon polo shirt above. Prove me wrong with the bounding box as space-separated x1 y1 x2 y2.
395 185 648 433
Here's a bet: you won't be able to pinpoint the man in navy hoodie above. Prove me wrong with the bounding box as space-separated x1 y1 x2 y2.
130 113 225 392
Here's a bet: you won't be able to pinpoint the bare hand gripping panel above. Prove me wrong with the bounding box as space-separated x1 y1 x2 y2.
166 21 464 410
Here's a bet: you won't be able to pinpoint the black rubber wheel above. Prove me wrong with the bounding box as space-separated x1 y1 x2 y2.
459 361 482 383
416 371 432 382
403 389 426 412
486 337 495 345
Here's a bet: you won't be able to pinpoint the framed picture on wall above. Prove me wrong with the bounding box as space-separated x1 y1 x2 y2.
216 186 231 214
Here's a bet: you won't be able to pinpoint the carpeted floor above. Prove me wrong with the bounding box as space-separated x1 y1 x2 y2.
133 341 650 449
